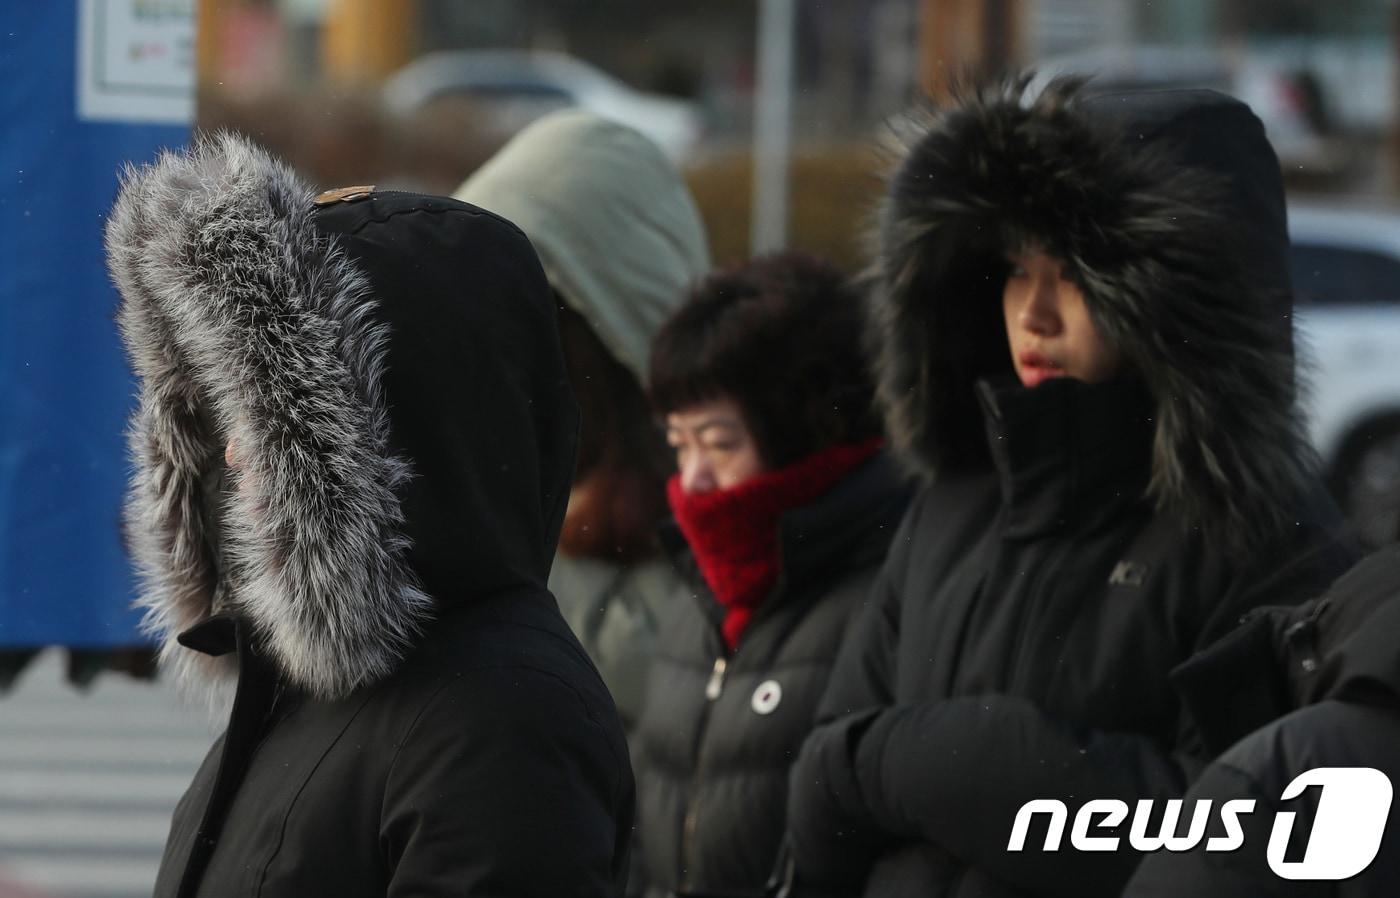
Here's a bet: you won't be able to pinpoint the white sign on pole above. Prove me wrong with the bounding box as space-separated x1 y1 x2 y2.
751 0 795 255
77 0 196 125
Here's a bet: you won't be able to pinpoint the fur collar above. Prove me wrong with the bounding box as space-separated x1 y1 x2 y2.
869 78 1318 548
107 133 431 703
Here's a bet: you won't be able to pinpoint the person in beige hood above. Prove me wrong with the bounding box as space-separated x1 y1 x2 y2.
456 110 711 733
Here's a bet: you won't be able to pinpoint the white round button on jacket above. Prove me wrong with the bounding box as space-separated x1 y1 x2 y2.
751 679 782 715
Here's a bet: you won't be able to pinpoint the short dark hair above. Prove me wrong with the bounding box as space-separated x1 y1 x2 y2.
649 251 881 467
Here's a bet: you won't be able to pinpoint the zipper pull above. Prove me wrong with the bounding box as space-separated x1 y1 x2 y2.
705 657 728 701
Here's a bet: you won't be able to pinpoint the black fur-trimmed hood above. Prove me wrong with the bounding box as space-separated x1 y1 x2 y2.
107 133 577 702
870 77 1315 547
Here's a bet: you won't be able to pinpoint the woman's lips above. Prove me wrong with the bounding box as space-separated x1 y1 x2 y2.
1018 351 1064 388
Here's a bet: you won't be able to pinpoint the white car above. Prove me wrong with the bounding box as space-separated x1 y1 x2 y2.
1291 201 1400 545
381 50 703 161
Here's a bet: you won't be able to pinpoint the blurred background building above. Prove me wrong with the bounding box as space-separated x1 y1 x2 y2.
191 0 1400 257
189 0 1400 546
7 2 1400 896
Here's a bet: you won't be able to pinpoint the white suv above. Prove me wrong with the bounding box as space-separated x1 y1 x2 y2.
1291 201 1400 546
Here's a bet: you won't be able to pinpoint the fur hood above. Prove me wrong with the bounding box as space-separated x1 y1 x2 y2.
869 77 1315 547
107 133 576 702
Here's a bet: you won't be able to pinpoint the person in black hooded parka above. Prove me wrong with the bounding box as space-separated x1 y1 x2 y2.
783 79 1357 898
106 133 633 897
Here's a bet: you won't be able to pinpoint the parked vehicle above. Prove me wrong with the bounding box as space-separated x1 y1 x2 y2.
1290 201 1400 546
1032 46 1347 175
382 49 703 161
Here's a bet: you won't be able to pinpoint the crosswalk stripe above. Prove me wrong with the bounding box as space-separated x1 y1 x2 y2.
1 651 209 898
0 810 171 849
2 854 170 897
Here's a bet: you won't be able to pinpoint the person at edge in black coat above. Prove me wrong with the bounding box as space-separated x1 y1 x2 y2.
1124 543 1400 897
630 253 911 898
781 77 1358 898
106 133 633 897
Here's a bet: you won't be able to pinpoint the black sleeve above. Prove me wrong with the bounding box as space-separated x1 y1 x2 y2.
815 490 924 721
852 694 1198 898
381 665 630 897
785 495 922 890
786 707 890 891
1121 757 1315 898
1126 699 1400 898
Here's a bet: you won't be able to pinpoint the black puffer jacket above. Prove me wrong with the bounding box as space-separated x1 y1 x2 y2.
633 453 909 898
785 81 1356 898
108 135 633 897
1124 546 1400 897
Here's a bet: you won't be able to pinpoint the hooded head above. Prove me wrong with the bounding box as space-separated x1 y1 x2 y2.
870 76 1313 547
107 132 577 702
454 109 711 381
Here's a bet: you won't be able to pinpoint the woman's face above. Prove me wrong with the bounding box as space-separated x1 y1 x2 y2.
1002 248 1122 388
665 397 765 494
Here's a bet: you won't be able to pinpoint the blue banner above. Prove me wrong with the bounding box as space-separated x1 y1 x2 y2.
1 3 193 645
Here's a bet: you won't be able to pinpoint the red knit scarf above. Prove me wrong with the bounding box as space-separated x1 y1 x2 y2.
667 438 883 650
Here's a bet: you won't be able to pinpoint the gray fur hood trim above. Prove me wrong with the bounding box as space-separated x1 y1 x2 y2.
107 132 431 702
870 78 1316 547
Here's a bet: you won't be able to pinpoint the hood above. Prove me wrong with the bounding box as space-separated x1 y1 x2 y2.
454 109 711 380
870 76 1313 547
107 132 577 701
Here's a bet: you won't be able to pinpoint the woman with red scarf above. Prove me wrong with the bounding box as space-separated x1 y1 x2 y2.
630 252 911 898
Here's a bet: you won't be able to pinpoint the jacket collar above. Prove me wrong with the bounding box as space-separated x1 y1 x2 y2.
775 451 911 597
977 375 1154 539
177 612 239 657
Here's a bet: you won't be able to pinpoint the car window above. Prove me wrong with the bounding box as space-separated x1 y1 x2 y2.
1291 243 1400 305
459 82 574 101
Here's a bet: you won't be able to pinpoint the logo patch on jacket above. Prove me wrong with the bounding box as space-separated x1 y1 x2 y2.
313 185 376 205
1108 561 1148 587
